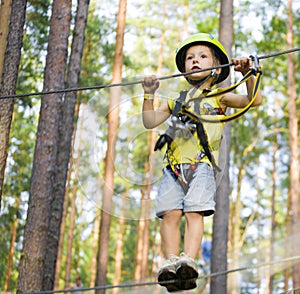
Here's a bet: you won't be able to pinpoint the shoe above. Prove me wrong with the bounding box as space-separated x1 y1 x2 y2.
157 255 180 292
175 253 199 290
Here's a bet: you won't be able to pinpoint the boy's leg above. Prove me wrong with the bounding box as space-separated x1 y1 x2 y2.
157 209 182 292
175 212 204 291
184 212 204 258
161 209 183 257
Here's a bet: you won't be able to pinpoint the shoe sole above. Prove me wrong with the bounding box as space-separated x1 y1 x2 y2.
158 269 180 292
176 262 198 290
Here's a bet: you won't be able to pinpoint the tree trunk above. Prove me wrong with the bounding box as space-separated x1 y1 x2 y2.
0 0 12 79
210 0 233 293
287 0 300 288
43 0 90 289
56 3 94 290
96 1 127 292
17 0 71 292
0 0 27 210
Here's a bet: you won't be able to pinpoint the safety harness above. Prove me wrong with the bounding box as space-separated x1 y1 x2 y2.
154 62 262 193
154 89 221 192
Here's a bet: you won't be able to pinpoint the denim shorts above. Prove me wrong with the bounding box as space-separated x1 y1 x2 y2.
156 162 216 218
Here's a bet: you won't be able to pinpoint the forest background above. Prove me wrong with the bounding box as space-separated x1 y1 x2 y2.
0 0 299 293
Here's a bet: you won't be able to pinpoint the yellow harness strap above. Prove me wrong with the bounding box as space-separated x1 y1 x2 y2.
181 69 262 123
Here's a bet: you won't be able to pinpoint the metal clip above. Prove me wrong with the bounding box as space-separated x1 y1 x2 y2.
249 54 261 74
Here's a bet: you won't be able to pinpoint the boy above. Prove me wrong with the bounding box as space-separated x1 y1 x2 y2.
141 33 262 292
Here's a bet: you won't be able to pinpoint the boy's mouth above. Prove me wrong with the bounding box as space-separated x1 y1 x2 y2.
191 66 201 71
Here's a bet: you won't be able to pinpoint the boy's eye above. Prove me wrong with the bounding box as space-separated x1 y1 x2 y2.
186 54 208 60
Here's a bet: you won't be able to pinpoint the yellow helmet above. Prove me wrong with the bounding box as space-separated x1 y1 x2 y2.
175 33 230 84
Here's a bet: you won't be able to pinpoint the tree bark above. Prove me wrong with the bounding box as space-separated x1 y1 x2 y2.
0 0 12 79
96 0 127 292
43 0 90 289
210 0 233 293
0 0 27 210
17 0 71 292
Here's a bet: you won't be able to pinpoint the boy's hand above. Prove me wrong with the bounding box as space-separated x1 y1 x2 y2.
141 75 160 94
232 57 252 75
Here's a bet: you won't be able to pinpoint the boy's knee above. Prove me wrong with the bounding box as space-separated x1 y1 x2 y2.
185 211 204 221
162 209 183 223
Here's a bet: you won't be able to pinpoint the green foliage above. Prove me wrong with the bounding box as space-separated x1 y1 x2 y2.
26 0 51 46
80 14 115 87
192 0 220 35
120 220 138 281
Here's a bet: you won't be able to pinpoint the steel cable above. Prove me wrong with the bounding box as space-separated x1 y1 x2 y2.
0 47 299 100
22 254 300 294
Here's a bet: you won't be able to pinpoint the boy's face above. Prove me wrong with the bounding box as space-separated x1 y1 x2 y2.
184 45 220 82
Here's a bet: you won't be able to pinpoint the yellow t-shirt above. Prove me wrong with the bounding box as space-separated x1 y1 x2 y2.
166 87 226 167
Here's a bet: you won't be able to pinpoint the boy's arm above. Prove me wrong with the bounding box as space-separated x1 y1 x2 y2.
143 101 171 129
219 57 262 109
141 75 171 129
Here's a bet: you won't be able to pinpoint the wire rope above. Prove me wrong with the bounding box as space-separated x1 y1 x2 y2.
23 254 300 294
0 47 299 100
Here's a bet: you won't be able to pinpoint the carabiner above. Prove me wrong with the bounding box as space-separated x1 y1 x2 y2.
249 54 261 74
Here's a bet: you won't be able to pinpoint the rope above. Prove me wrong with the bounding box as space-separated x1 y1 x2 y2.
257 47 300 60
0 63 231 100
22 254 300 294
0 47 299 100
